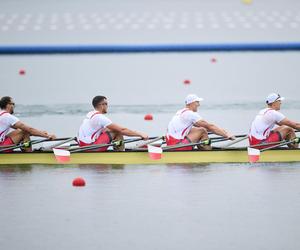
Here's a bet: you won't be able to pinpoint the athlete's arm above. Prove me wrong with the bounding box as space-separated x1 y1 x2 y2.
107 123 148 139
194 120 235 139
278 118 300 130
12 121 56 139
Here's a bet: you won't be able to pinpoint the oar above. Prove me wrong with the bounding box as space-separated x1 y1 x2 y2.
0 137 76 152
147 138 216 160
146 134 249 160
0 138 51 152
127 136 165 149
146 136 240 153
69 136 160 152
162 139 211 151
247 138 299 163
210 134 247 141
222 135 249 148
69 140 123 153
53 136 157 163
42 137 77 150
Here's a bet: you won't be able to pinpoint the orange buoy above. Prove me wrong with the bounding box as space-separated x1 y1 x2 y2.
144 114 153 121
19 69 26 75
183 79 191 85
72 177 86 187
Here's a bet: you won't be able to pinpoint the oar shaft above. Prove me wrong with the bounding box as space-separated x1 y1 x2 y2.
44 137 76 150
222 135 249 148
130 136 164 149
162 140 208 151
260 140 295 152
210 134 247 141
161 136 243 151
69 136 157 153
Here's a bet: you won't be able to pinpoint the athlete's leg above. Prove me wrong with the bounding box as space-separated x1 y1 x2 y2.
7 129 32 152
273 126 298 148
187 127 211 150
107 130 125 151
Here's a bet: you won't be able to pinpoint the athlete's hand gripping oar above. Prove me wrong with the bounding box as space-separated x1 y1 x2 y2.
247 137 300 163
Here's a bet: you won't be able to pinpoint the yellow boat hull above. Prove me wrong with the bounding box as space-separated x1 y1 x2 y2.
0 149 300 165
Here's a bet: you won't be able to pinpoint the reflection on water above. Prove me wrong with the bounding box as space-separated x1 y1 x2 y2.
79 164 125 172
0 164 33 174
1 163 300 250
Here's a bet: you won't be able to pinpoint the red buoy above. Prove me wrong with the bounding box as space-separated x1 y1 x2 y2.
19 69 26 75
72 177 86 187
211 58 217 63
144 114 153 121
183 79 191 85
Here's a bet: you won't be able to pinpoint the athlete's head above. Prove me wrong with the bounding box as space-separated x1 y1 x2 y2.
185 94 203 112
92 95 108 113
266 93 284 111
0 96 15 114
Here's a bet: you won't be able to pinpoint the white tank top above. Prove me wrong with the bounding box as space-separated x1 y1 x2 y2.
0 111 19 142
249 108 285 140
167 108 202 139
78 111 112 143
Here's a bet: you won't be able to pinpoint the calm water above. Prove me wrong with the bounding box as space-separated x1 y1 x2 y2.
1 164 300 250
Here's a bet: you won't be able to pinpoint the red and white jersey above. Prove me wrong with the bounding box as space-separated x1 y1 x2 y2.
167 108 202 140
0 111 19 142
78 111 112 144
249 108 285 140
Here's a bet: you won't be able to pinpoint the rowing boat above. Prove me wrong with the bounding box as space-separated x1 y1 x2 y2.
0 148 299 165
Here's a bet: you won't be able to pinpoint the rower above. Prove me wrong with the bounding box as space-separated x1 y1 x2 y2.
77 95 148 151
0 96 56 152
249 93 300 149
166 94 235 150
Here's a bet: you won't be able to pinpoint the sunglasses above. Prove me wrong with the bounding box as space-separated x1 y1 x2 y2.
275 94 281 102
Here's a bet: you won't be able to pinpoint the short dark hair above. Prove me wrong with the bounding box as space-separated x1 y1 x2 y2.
92 95 107 108
0 96 12 109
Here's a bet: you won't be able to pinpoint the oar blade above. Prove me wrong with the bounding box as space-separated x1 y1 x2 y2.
53 148 71 163
147 145 163 160
247 147 260 163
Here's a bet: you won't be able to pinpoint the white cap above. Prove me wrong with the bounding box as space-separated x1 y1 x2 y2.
266 93 285 104
185 94 204 105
